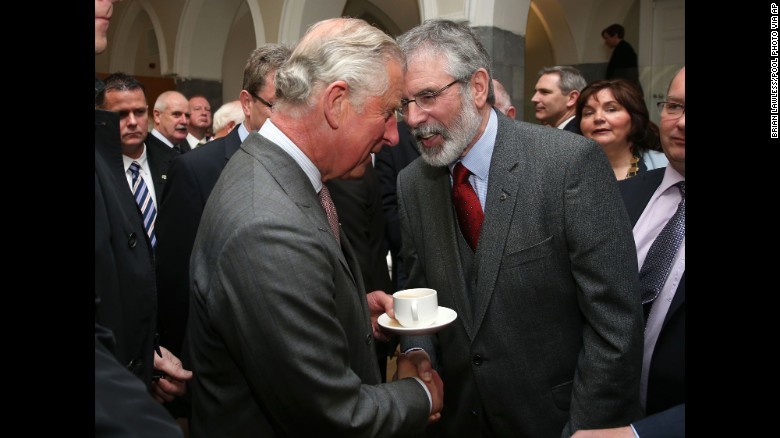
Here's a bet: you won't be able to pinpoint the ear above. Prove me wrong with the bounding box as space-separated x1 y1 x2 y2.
153 109 162 124
470 68 490 108
506 106 517 120
565 90 580 109
323 80 349 130
238 90 253 118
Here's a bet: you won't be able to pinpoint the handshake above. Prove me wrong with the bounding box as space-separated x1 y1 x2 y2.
367 290 445 423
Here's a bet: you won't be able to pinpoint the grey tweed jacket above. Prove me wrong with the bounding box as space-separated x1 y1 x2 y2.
398 111 644 438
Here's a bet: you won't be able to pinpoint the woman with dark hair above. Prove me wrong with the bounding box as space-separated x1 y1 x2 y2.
577 79 667 180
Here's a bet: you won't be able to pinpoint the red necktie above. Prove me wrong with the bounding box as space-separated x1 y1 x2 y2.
452 162 484 251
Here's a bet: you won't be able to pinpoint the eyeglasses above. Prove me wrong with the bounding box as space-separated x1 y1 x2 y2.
656 101 685 118
249 90 273 108
399 79 464 116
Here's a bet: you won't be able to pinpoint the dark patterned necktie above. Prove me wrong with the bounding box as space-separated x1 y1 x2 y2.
129 162 158 249
318 185 340 244
639 181 685 317
452 162 484 251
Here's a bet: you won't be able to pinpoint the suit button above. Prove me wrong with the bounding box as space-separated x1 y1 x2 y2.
499 193 508 201
472 354 482 366
365 334 372 345
471 410 478 416
128 232 137 248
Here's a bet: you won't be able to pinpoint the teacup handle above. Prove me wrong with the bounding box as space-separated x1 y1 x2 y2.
411 301 418 321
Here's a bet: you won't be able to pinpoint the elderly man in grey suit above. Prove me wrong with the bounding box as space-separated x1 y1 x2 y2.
187 18 443 437
396 20 644 437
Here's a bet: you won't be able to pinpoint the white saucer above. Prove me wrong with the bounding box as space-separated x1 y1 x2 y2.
378 306 458 336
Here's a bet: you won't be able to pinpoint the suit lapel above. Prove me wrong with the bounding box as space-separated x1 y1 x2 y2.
243 134 358 289
471 117 526 332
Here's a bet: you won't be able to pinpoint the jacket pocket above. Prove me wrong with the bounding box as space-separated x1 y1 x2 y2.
551 380 573 411
503 235 553 269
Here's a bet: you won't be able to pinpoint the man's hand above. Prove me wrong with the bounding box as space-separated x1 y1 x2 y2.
151 346 193 404
366 290 393 342
571 427 635 438
395 348 443 423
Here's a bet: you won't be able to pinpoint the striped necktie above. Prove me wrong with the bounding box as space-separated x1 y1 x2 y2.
129 162 157 249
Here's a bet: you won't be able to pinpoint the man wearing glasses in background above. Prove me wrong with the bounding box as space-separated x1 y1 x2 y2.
153 44 292 428
395 19 645 437
573 66 685 438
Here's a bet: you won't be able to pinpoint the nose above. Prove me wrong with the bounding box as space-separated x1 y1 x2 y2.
531 93 540 104
676 112 685 130
403 102 427 128
127 113 137 126
383 116 400 146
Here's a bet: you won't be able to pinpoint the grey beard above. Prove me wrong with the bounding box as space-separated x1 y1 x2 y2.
414 97 481 168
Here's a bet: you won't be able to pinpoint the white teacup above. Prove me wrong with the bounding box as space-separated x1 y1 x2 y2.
393 288 438 328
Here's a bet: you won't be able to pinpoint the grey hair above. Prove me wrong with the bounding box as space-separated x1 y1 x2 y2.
537 66 587 94
397 19 494 105
212 100 245 133
275 18 404 115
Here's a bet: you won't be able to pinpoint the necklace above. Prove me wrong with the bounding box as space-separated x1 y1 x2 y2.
625 154 640 179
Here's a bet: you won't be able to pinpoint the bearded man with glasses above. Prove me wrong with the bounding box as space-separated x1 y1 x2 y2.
395 19 645 437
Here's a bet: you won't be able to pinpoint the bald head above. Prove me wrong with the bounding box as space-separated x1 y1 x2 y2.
492 79 516 119
153 91 190 144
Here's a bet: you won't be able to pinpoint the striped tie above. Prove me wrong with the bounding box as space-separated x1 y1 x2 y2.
129 162 157 249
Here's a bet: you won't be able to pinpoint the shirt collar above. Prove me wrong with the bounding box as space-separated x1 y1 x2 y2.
122 144 149 173
258 120 322 192
449 108 498 180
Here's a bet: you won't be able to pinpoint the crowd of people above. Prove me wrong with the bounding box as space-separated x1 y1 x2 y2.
96 0 684 436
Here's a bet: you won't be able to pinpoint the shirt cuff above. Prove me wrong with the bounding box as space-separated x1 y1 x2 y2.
411 377 433 414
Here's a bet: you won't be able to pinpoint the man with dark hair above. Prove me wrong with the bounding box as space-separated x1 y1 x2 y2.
96 72 178 207
95 0 188 435
602 23 642 91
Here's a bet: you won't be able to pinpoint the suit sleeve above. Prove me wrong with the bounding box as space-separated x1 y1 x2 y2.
96 323 183 438
154 155 205 357
201 211 430 436
631 404 684 438
561 141 645 435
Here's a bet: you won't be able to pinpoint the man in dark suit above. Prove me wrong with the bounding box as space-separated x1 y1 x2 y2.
96 72 178 207
187 18 443 436
531 65 587 134
155 43 291 360
150 90 192 154
94 1 188 434
602 23 642 92
374 120 420 292
573 66 685 438
396 20 644 437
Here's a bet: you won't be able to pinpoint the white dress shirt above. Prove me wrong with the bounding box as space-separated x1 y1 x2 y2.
122 144 158 209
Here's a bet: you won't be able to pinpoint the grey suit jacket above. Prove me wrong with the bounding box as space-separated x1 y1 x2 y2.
188 132 430 437
398 111 644 437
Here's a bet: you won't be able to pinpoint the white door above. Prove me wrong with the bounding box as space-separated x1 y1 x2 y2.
646 0 685 125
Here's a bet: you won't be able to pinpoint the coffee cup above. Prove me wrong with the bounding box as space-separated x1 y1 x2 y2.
392 288 438 328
